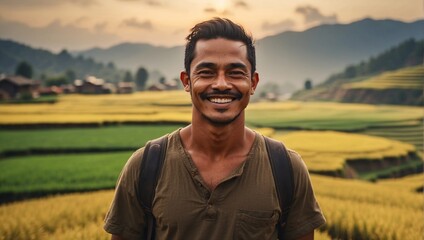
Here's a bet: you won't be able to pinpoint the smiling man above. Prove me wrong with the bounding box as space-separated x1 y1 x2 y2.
104 18 325 240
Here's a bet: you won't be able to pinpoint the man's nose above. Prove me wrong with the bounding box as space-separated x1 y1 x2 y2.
212 71 231 90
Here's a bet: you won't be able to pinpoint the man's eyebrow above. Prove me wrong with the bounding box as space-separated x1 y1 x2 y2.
194 62 216 71
194 62 248 71
226 63 248 71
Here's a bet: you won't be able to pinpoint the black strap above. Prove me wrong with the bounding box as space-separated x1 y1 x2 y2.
264 136 294 239
138 135 168 240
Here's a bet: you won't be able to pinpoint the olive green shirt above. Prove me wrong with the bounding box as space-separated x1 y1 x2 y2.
104 129 325 239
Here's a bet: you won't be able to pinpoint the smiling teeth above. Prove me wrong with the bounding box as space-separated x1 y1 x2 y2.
209 98 233 103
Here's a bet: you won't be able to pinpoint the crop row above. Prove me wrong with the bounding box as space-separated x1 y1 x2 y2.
0 125 183 155
362 122 423 152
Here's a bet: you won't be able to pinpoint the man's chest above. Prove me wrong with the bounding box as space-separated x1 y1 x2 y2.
151 153 280 239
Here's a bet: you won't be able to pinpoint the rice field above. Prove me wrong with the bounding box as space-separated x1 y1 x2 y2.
1 92 422 240
1 173 422 240
246 101 422 131
377 173 423 192
361 121 423 152
272 131 417 173
0 125 183 154
0 92 422 132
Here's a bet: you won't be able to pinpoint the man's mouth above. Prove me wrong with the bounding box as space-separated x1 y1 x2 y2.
208 97 234 104
201 91 242 104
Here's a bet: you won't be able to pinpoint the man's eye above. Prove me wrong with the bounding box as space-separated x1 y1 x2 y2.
198 71 214 76
228 71 246 77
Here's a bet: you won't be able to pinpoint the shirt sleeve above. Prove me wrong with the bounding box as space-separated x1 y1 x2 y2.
104 148 147 240
283 149 326 240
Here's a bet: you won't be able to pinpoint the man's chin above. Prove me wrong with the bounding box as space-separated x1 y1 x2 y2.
202 112 242 126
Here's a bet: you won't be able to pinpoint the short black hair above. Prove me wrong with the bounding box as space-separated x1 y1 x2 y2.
184 18 256 77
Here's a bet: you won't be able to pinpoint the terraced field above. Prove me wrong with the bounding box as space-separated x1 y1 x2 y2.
273 131 420 180
345 66 424 90
361 120 423 152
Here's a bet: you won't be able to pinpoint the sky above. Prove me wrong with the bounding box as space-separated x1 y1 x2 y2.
0 0 422 52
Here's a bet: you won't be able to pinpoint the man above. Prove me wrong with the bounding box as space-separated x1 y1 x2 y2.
104 18 325 240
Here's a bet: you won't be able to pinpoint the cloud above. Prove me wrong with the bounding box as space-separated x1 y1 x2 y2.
122 18 153 30
68 0 97 6
0 18 120 52
73 16 90 25
0 0 97 7
94 21 108 33
116 0 161 6
203 8 232 16
234 0 249 9
204 7 217 13
262 19 296 32
295 6 338 25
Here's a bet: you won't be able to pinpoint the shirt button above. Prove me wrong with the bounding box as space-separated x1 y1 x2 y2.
206 205 217 219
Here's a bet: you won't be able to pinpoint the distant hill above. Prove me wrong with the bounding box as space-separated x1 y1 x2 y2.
291 39 424 105
0 39 125 82
75 18 424 94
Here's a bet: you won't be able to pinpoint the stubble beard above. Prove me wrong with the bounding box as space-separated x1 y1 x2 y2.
191 96 245 126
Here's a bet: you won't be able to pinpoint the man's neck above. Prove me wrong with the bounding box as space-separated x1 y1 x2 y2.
180 117 254 160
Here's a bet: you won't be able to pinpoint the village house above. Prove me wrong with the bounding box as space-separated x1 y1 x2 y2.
74 76 114 94
147 81 179 91
117 82 135 94
0 75 40 100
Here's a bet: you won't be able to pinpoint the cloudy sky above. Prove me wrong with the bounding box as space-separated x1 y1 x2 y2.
0 0 422 52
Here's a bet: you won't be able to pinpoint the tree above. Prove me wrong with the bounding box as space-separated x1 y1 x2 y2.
135 67 149 91
15 61 33 78
65 69 76 84
304 79 312 90
45 75 68 87
107 62 116 69
159 77 166 84
123 71 133 82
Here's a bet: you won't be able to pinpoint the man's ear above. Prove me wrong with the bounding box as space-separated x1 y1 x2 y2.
180 71 191 92
250 72 259 95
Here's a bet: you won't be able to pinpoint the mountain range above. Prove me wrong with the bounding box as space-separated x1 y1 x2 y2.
75 18 424 93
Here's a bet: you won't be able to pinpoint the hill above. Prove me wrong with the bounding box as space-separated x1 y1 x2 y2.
292 38 424 105
0 39 125 83
74 18 424 94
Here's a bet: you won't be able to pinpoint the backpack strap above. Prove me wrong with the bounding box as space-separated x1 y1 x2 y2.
138 135 168 240
264 136 294 239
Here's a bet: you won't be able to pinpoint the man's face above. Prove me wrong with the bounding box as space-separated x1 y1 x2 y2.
180 38 259 125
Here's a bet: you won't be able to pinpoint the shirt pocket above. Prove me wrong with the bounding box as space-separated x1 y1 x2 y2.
234 209 279 240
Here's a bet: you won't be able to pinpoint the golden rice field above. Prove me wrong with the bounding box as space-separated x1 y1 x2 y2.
272 131 416 172
1 92 422 240
312 174 423 239
0 91 422 130
1 173 422 240
0 91 192 124
377 173 423 192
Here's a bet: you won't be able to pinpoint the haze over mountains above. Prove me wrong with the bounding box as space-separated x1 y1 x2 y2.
75 18 424 93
